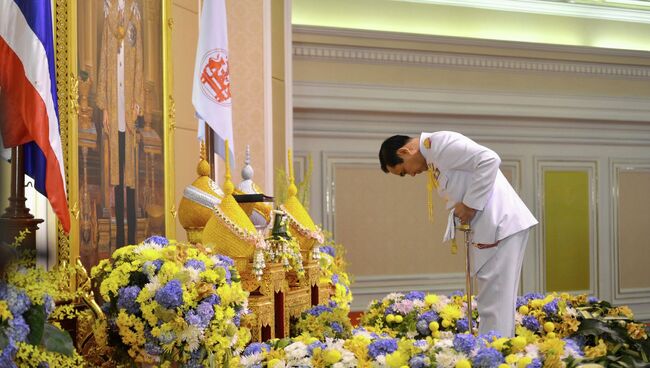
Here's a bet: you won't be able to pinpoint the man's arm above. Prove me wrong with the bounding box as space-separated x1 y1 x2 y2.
430 131 501 214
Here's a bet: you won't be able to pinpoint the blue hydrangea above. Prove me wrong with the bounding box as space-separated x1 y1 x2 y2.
450 290 464 297
43 294 55 317
588 296 599 304
307 305 332 316
243 342 271 356
456 318 469 333
528 358 543 368
184 259 206 271
6 286 31 315
144 235 169 246
419 310 439 323
472 347 504 368
195 301 215 327
542 299 559 316
453 333 477 355
155 279 184 309
37 363 49 368
215 254 235 267
409 354 430 368
233 314 241 327
367 338 398 359
307 341 327 355
563 338 584 357
203 294 221 306
117 285 141 314
320 245 336 257
143 260 163 277
479 330 502 342
7 315 30 343
516 293 544 309
332 274 339 284
416 319 431 336
145 341 163 356
157 331 176 344
330 321 343 334
522 315 541 331
405 291 426 300
0 338 17 368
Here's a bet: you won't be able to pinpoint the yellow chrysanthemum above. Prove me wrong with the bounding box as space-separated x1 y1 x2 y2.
0 301 13 321
584 339 608 358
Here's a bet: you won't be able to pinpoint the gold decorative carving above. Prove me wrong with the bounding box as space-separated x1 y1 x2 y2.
168 94 176 132
244 294 275 342
69 74 79 115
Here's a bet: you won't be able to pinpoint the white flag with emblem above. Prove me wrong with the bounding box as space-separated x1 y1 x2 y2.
192 0 234 166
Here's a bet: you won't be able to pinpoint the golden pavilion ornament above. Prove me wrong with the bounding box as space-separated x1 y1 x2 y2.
281 149 324 259
178 142 224 243
202 140 267 278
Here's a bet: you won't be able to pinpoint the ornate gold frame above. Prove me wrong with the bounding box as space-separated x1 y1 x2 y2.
54 0 176 272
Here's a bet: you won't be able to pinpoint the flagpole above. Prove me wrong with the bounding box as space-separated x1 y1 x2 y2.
0 146 43 252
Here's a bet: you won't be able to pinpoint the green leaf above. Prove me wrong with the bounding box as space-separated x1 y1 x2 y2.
0 332 8 351
41 323 74 357
24 304 46 345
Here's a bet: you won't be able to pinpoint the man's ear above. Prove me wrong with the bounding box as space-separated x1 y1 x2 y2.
397 146 411 155
397 146 412 156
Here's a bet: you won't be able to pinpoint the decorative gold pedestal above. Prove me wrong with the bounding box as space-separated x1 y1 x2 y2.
243 294 274 342
284 286 311 338
240 261 288 295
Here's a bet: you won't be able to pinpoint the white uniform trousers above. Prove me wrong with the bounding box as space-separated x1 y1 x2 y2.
475 229 530 337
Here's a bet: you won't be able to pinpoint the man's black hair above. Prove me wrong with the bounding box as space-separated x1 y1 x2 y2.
379 135 412 173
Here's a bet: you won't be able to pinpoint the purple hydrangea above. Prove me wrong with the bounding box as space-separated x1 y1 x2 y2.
367 338 398 359
522 315 541 331
456 318 469 333
307 305 332 316
243 342 271 356
416 319 431 336
0 283 7 299
143 260 163 277
117 285 141 314
144 235 169 246
420 310 439 323
330 321 343 334
7 315 30 342
145 341 163 356
405 291 426 301
215 254 234 267
563 338 584 357
320 245 336 257
542 299 559 316
332 274 340 284
453 333 478 355
6 286 31 315
184 259 206 271
409 354 430 368
450 290 464 297
528 358 543 368
588 296 599 304
0 338 17 368
516 293 544 309
479 330 502 342
233 314 241 327
155 279 184 309
307 341 327 355
472 347 504 368
43 294 55 317
203 294 221 306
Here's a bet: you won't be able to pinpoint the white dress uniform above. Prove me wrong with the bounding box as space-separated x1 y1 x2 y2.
419 131 538 337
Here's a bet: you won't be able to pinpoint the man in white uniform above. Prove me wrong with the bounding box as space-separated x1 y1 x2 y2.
379 131 538 337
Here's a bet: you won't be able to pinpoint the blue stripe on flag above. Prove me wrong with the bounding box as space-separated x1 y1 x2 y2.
13 0 60 197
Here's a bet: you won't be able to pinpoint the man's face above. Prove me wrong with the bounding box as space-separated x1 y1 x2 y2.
387 147 426 177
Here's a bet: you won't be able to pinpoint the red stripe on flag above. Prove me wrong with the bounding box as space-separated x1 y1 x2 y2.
0 37 70 233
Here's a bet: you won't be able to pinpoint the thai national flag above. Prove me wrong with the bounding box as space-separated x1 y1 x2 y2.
0 0 70 233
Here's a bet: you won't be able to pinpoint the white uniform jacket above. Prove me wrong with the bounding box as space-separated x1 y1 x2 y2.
420 131 538 250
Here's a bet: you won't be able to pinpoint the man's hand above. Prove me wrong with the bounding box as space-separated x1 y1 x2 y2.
454 202 476 225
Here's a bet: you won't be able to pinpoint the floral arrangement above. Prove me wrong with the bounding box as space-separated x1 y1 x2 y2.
318 234 352 310
291 302 354 340
238 291 648 368
0 232 86 367
361 291 477 338
91 236 251 366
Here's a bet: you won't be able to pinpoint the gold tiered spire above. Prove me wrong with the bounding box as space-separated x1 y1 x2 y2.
202 141 265 270
281 149 323 251
178 142 224 243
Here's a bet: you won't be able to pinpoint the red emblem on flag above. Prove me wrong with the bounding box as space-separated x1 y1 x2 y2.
200 49 231 105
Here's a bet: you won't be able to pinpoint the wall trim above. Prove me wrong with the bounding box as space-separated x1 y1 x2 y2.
294 82 650 125
294 43 650 80
293 25 650 58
